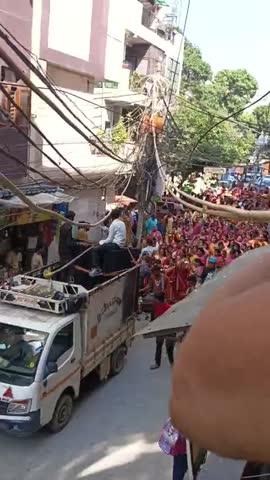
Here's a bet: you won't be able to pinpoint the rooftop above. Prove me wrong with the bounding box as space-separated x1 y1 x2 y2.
0 303 76 333
0 182 63 200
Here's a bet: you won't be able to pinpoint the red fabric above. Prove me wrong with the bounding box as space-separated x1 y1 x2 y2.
165 267 176 303
192 223 201 237
175 263 189 301
154 302 171 318
42 222 53 247
171 434 187 456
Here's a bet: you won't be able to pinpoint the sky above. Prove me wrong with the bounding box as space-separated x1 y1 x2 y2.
178 0 270 99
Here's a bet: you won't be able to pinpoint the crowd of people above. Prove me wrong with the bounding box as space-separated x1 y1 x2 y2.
54 184 270 306
139 186 270 307
142 185 270 479
202 184 270 210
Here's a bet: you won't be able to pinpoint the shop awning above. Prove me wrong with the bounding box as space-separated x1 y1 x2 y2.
107 195 137 210
137 246 270 338
115 195 137 206
0 191 74 209
103 91 147 107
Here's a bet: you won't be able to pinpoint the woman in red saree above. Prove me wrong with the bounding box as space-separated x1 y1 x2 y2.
175 260 190 301
165 260 177 304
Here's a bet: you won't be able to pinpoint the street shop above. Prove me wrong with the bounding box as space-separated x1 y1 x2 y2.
0 189 73 282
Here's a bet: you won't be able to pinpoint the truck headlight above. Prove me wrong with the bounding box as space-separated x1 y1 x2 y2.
7 399 32 415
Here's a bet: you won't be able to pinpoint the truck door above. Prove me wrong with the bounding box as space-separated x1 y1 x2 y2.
40 320 81 427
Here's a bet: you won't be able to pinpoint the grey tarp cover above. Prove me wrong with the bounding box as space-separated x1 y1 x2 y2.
0 192 74 208
138 246 270 338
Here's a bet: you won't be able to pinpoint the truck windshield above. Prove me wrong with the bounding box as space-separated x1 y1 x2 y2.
0 323 48 386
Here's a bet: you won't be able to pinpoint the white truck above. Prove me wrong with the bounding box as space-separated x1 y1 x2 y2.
0 266 138 434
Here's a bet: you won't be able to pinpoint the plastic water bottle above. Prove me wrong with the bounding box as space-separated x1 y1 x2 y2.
158 418 178 455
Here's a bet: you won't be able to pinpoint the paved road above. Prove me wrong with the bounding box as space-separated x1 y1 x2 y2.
0 335 173 480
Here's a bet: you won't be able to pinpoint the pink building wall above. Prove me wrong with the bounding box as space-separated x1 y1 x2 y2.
40 0 109 81
0 0 110 179
0 0 33 72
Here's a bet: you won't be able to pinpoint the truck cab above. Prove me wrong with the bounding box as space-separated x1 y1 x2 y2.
0 306 81 434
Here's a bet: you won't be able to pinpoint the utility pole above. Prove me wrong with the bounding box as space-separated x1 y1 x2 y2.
136 133 155 245
135 75 168 246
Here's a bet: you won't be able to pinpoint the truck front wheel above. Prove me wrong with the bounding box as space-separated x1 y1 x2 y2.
110 346 126 376
47 393 73 433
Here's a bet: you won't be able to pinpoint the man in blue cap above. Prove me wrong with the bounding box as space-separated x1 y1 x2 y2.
201 256 217 283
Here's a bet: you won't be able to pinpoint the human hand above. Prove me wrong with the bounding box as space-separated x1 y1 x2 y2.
170 250 270 463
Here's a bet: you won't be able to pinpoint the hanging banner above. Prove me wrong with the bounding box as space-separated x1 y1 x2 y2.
0 208 52 227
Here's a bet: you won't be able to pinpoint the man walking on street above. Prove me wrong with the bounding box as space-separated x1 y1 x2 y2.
150 293 174 369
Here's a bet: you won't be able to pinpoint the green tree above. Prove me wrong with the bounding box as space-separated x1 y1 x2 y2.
163 100 255 179
163 41 258 178
111 118 129 154
97 117 129 155
252 104 270 132
181 40 212 97
203 69 258 114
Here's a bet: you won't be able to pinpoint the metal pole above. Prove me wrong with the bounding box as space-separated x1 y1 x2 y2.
186 440 194 480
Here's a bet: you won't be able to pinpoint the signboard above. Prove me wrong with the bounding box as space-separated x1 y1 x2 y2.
0 208 52 227
204 167 226 175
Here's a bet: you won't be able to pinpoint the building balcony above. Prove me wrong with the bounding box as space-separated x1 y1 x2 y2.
140 0 176 41
126 0 179 54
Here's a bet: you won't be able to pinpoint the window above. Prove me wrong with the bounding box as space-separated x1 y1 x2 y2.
1 66 17 83
47 323 73 364
0 324 48 386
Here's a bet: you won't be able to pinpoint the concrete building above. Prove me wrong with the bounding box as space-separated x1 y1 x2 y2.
0 0 183 233
0 0 33 178
102 0 183 97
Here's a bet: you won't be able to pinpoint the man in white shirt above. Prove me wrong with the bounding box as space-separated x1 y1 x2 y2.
89 209 126 277
6 246 22 274
141 238 158 257
31 247 44 271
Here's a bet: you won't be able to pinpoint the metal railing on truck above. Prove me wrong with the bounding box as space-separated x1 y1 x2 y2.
0 265 139 316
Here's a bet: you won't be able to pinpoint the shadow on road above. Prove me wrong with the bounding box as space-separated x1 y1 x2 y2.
0 337 172 480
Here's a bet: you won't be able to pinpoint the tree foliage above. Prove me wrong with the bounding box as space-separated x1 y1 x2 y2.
181 40 212 97
252 104 270 132
203 69 258 114
164 101 255 177
164 41 257 178
97 117 129 154
111 118 129 153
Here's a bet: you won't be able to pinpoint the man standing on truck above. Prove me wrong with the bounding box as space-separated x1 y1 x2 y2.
89 209 126 277
58 210 78 263
58 211 89 280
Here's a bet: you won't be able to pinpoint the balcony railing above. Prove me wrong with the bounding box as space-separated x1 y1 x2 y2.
141 6 177 42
